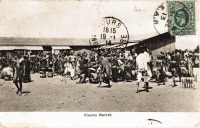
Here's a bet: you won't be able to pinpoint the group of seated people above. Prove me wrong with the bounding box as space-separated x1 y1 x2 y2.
0 47 199 87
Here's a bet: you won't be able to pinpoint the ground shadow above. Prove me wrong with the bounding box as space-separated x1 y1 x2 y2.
23 80 34 84
97 85 112 88
137 86 153 93
21 91 30 94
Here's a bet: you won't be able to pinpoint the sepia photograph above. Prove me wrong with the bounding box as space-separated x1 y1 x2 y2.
0 0 199 127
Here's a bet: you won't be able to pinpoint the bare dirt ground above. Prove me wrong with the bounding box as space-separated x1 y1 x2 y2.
0 74 199 112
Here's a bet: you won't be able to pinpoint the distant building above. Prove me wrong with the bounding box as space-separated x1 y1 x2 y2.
139 32 175 63
0 37 92 56
0 32 175 63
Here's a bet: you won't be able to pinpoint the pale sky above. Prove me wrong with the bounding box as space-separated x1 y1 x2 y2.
0 0 199 50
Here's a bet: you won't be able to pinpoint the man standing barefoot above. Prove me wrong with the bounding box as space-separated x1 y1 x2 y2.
13 53 24 96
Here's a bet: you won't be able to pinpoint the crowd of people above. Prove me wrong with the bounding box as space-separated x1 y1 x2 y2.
0 45 199 95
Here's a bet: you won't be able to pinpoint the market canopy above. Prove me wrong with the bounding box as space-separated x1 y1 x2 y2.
0 46 43 50
101 42 139 49
0 46 26 50
52 46 71 50
118 42 139 48
101 44 119 49
25 46 43 50
13 46 26 50
0 46 15 50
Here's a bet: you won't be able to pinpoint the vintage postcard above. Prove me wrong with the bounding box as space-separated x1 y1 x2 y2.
0 0 199 127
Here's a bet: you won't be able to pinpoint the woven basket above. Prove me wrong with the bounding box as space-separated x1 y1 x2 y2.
47 72 53 77
40 73 46 78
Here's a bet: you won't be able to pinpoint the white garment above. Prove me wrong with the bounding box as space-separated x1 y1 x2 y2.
137 72 142 82
68 63 74 77
143 51 150 63
64 62 70 75
64 63 67 75
128 55 133 61
136 53 147 71
70 68 75 77
19 58 25 64
136 53 152 82
167 54 171 60
184 52 189 61
137 72 149 82
143 51 152 79
69 55 75 62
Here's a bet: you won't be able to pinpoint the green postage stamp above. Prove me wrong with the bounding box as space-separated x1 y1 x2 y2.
168 1 195 35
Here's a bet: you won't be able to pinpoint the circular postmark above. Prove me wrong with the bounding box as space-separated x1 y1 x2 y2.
90 16 129 47
153 2 169 35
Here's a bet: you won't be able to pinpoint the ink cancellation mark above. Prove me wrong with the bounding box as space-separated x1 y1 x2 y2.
167 1 195 35
153 2 169 35
90 16 129 47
